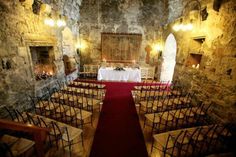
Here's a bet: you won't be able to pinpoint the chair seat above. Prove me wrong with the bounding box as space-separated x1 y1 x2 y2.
170 110 185 119
77 97 86 104
182 108 195 117
180 97 191 104
153 132 174 150
35 101 48 108
171 98 182 105
145 114 161 123
140 100 162 111
66 108 92 120
62 127 83 142
191 107 205 115
163 91 171 96
45 102 59 110
160 112 174 121
87 98 101 106
1 135 35 156
51 92 62 99
56 105 69 113
171 90 181 96
136 92 147 98
163 99 174 106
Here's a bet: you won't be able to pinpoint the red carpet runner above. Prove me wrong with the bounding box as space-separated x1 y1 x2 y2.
89 82 148 157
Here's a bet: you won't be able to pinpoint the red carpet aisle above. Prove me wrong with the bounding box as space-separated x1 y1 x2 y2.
89 82 148 157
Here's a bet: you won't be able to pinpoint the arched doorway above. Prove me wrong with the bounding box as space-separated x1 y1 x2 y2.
160 33 177 83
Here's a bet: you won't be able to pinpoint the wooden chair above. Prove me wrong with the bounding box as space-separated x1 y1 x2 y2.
0 119 49 157
0 134 35 157
144 110 175 133
151 130 185 156
60 124 83 157
65 106 92 129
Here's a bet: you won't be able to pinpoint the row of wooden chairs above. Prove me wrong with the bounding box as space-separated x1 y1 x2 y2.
28 80 106 129
133 82 236 156
132 83 189 106
143 102 212 134
68 80 105 89
4 107 83 157
50 89 104 112
151 124 232 156
30 96 93 129
139 93 194 114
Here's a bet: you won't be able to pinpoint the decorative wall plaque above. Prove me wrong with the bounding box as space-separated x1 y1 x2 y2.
101 33 142 62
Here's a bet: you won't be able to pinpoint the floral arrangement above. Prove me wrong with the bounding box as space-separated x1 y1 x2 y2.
114 67 125 71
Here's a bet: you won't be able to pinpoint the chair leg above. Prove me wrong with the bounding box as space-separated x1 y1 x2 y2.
151 137 154 153
81 133 84 147
143 117 146 128
90 116 93 127
69 142 72 157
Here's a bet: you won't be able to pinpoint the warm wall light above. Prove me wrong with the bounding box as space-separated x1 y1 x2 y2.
153 44 163 52
173 0 201 32
44 14 66 27
56 15 66 27
75 41 87 51
57 19 66 27
44 17 55 27
172 19 193 32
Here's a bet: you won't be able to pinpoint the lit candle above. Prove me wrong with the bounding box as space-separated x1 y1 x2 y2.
196 64 199 69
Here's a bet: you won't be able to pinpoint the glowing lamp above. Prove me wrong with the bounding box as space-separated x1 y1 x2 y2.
57 19 66 27
44 18 55 27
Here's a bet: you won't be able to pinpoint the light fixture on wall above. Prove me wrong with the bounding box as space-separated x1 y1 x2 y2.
173 18 193 32
153 43 162 52
153 43 163 58
56 15 66 27
173 0 201 32
44 11 66 27
75 40 87 54
44 14 55 27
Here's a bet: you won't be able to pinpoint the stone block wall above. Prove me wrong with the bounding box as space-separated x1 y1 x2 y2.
165 0 236 123
79 0 168 67
0 0 81 115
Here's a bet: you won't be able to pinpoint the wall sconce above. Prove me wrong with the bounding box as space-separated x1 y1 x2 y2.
56 15 66 27
153 43 163 58
75 41 87 51
44 14 55 27
173 0 201 32
44 14 66 27
172 18 193 31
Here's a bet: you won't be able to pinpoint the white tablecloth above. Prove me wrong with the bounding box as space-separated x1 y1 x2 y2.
97 67 141 82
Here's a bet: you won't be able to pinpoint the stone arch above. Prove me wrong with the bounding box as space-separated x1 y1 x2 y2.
160 33 177 82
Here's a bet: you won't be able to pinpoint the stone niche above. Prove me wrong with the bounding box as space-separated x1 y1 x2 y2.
186 53 202 68
63 55 77 75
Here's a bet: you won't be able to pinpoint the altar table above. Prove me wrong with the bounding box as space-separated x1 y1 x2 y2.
97 67 141 82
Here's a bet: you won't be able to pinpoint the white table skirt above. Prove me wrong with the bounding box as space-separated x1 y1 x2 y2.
97 67 141 82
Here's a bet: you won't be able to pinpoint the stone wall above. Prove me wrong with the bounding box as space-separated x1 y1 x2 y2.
164 0 236 123
79 0 168 67
0 0 81 115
